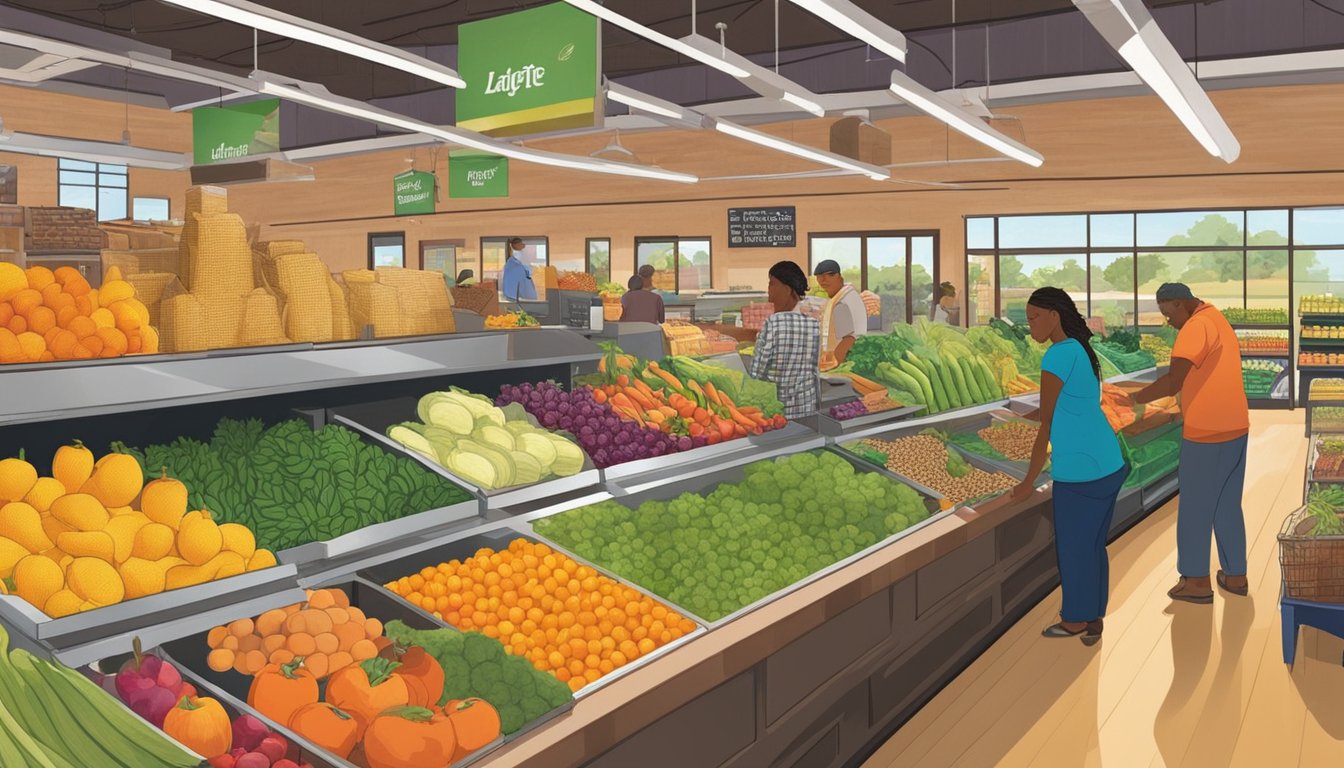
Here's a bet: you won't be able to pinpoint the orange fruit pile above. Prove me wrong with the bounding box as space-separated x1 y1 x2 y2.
0 263 159 364
384 538 696 693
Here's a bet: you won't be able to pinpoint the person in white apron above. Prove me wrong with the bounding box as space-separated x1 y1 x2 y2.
930 282 957 324
813 259 867 367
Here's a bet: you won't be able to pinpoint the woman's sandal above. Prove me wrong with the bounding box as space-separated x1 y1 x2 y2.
1042 622 1087 638
1043 619 1104 646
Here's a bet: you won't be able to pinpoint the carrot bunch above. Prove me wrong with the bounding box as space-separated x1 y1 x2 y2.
591 361 784 443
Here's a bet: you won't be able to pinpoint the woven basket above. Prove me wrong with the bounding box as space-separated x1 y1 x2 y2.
125 272 176 327
182 213 254 299
160 292 208 353
603 295 623 322
1279 505 1344 603
185 186 228 217
328 280 355 341
347 280 403 338
276 253 334 342
376 267 456 336
238 287 289 347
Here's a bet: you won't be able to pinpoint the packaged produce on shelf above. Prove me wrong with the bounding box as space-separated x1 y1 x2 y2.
484 310 540 329
1242 359 1285 398
1090 328 1157 375
1298 296 1344 316
114 417 472 552
1312 406 1344 432
198 587 516 762
383 538 695 694
1140 334 1172 364
828 391 907 421
660 321 710 356
850 433 1018 505
0 442 276 617
533 451 936 622
1301 324 1344 340
1223 307 1289 324
1300 352 1344 367
0 262 159 364
556 272 598 293
0 626 204 767
1312 437 1344 482
1309 378 1344 401
1236 329 1291 355
387 388 586 490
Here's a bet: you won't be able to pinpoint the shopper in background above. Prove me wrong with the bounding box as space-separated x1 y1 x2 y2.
931 282 958 324
501 237 537 302
1012 287 1128 646
639 263 677 301
619 274 665 324
749 261 821 420
454 269 475 286
813 259 867 365
1133 282 1250 604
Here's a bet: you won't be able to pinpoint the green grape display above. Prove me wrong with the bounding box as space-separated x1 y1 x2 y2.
532 451 933 622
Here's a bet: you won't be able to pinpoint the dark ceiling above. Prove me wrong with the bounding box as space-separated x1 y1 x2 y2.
0 0 1210 101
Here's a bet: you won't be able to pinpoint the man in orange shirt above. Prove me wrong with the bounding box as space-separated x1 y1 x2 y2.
1133 283 1250 604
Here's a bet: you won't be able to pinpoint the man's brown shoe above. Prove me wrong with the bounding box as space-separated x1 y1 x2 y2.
1217 570 1249 596
1168 576 1214 604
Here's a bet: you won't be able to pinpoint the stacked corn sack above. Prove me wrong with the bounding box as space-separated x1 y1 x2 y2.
253 241 354 344
342 267 455 339
159 186 287 352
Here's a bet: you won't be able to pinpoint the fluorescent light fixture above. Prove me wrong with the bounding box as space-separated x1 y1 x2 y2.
889 69 1044 167
255 75 697 183
0 130 188 170
1072 0 1239 162
785 0 907 63
158 0 465 89
713 119 889 180
605 82 707 128
679 34 826 117
561 0 751 78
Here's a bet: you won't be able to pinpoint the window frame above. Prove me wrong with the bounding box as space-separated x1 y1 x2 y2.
634 235 713 294
58 158 128 222
419 238 466 276
131 196 171 222
586 237 612 285
367 231 407 270
807 230 941 325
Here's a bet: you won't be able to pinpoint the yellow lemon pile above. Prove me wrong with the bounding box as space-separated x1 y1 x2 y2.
0 263 159 364
0 442 276 618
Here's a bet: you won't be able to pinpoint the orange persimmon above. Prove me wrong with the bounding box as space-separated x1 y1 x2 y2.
443 698 501 761
24 266 55 291
10 288 41 317
26 306 56 336
326 658 410 738
287 702 360 760
247 656 319 728
362 707 458 768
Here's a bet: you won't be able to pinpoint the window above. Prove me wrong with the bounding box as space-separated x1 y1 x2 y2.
421 240 465 282
132 197 170 222
635 236 712 294
481 237 548 285
58 159 127 221
368 232 406 269
586 238 611 286
808 232 939 327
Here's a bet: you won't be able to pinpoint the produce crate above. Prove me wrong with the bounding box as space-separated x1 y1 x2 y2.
1279 506 1344 603
330 397 601 510
520 448 948 631
0 565 304 670
358 526 705 704
160 578 515 765
87 652 346 768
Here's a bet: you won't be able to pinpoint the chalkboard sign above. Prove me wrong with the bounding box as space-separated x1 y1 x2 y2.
728 206 796 248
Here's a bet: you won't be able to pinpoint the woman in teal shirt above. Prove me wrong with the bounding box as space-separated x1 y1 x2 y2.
1010 287 1127 646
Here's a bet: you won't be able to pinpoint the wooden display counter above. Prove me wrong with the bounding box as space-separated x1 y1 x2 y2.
480 488 1082 768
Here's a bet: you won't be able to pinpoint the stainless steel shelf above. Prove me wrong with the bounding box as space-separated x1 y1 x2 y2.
0 330 602 427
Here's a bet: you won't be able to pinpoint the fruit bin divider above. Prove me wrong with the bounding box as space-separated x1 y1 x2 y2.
512 447 950 633
277 408 485 574
355 525 706 704
596 419 822 484
157 578 510 767
325 397 602 509
811 403 927 438
87 652 345 768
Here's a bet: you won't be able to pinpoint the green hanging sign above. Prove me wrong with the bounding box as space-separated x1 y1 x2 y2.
455 2 601 137
192 98 280 165
450 152 509 198
393 169 437 215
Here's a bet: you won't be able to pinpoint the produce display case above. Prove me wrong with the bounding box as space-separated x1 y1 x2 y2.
357 526 706 703
330 398 602 510
1305 378 1344 436
522 448 948 632
834 428 1026 510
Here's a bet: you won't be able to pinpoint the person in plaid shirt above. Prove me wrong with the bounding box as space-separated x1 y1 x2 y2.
749 261 821 419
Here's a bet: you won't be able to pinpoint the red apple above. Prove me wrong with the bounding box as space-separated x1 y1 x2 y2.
207 756 237 768
255 735 288 764
234 754 269 768
230 715 269 753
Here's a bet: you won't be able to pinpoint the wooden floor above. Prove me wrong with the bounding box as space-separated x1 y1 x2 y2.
863 411 1344 768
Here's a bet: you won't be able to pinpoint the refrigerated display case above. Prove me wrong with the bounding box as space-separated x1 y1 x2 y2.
0 326 1185 768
